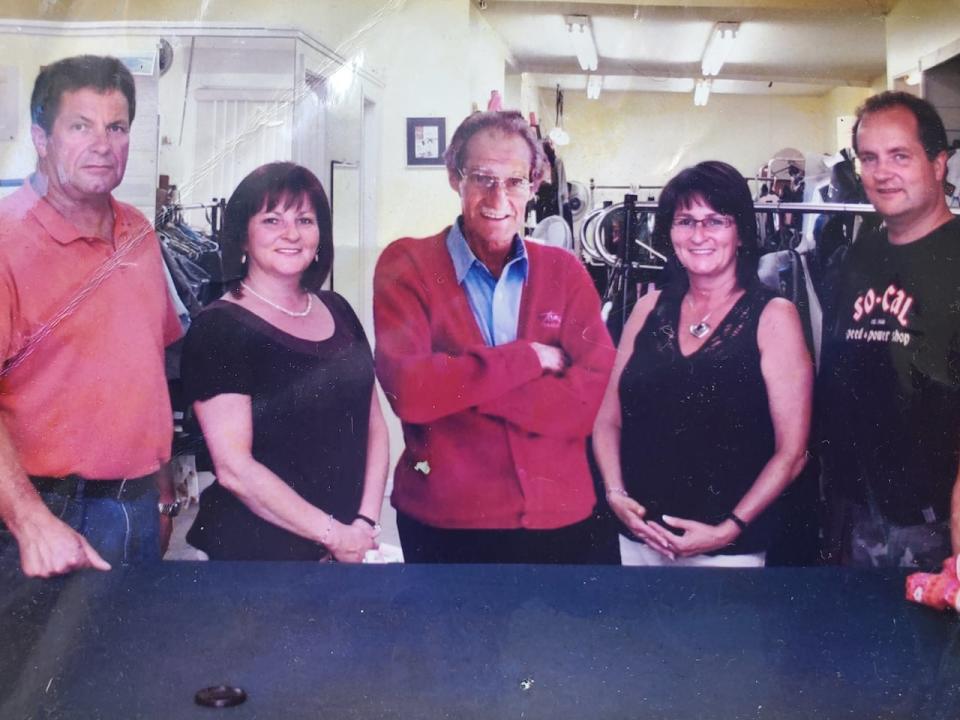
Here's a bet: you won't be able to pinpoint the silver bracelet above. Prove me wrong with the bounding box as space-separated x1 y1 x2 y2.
319 513 335 547
605 487 629 498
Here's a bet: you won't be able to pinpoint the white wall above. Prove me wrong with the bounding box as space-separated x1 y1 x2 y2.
886 0 960 83
519 72 541 120
358 0 514 245
1 0 399 57
823 86 872 153
541 89 832 192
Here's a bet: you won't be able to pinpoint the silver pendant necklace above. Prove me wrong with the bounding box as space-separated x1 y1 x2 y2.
686 294 715 339
241 281 312 318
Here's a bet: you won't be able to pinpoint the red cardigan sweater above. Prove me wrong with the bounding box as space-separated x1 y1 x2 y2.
373 228 615 529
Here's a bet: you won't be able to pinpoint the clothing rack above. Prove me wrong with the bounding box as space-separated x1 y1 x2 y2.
583 198 894 283
155 199 227 322
589 177 770 192
618 195 637 333
599 199 960 214
156 198 226 241
588 178 776 216
579 197 665 343
590 183 663 192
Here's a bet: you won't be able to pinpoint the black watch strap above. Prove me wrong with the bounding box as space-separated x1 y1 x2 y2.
725 511 748 532
355 513 378 528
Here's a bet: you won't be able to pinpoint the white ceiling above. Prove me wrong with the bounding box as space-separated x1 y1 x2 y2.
482 0 889 96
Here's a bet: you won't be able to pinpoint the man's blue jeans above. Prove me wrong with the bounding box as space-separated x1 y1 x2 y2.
0 480 161 575
0 481 161 715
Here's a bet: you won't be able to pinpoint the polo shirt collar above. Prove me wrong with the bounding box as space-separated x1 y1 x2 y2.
22 175 122 246
446 217 528 283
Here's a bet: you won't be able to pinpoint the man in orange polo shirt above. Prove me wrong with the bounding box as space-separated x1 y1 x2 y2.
0 56 182 578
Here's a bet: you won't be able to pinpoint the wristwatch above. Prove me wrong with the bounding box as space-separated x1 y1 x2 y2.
158 500 182 518
355 513 382 532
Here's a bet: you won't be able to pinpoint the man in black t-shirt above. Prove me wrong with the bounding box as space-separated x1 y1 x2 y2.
820 92 960 570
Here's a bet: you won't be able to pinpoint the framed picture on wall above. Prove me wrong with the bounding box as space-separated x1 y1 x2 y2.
406 117 446 166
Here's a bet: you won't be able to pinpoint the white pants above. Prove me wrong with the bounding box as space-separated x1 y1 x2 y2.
618 534 766 568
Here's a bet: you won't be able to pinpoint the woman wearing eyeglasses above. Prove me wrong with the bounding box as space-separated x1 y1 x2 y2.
593 161 813 566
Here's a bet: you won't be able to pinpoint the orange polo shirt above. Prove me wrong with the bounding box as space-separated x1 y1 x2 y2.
0 182 182 480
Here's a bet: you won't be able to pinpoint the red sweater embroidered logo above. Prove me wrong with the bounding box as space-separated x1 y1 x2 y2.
539 311 562 328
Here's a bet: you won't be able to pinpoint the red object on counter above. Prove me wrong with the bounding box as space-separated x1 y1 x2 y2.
906 555 960 611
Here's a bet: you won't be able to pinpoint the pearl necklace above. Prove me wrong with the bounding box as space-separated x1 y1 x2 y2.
240 281 312 318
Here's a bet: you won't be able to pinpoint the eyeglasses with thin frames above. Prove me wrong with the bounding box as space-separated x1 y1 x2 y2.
459 169 532 196
671 215 735 235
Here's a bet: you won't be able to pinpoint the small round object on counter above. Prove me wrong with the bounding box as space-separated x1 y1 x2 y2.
194 685 247 708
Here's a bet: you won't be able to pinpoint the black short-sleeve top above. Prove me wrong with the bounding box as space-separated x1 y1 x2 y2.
181 291 374 560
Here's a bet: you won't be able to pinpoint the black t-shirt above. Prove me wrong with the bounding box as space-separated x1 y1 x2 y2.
819 219 960 525
180 291 374 560
618 283 778 554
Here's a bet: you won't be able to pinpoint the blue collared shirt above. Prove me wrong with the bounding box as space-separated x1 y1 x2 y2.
446 218 529 346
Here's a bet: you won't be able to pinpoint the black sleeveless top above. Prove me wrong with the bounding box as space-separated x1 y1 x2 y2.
618 283 778 554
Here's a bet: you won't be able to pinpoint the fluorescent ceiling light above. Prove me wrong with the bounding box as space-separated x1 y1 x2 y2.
693 78 711 107
701 22 739 77
586 75 603 100
566 15 598 72
906 70 922 86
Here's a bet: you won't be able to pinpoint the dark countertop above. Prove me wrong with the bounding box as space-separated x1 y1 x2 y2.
1 563 958 719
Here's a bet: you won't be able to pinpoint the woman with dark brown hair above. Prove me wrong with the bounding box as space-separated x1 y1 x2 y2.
181 162 388 562
593 161 812 566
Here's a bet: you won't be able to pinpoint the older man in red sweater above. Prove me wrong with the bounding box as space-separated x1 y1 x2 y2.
374 111 616 563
